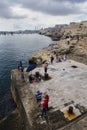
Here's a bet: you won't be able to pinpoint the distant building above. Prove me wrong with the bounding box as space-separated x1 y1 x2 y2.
55 24 68 29
70 22 76 25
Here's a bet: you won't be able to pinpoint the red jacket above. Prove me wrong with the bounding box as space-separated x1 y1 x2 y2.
42 100 48 108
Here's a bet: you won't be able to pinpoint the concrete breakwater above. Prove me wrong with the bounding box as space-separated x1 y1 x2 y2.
11 70 41 130
1 60 87 130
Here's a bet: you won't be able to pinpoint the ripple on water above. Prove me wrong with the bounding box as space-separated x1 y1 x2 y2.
0 34 52 119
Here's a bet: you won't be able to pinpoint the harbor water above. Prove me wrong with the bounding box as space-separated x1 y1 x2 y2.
0 34 52 119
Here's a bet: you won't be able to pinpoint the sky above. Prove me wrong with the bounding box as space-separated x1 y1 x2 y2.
0 0 87 31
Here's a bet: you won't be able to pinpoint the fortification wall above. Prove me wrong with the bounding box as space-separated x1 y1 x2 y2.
11 70 39 130
11 71 31 130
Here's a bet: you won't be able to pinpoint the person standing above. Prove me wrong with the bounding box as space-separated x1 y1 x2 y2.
44 63 48 73
50 55 54 64
44 94 49 110
44 63 49 80
20 60 22 67
41 99 48 117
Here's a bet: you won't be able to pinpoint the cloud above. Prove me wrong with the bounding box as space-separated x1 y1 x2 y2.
0 0 87 19
11 0 87 16
0 1 12 18
0 0 87 30
53 0 86 3
0 1 27 19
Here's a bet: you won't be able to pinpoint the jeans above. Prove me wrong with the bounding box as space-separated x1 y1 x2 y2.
41 108 46 117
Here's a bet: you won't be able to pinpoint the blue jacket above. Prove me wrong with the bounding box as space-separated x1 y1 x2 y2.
35 92 42 100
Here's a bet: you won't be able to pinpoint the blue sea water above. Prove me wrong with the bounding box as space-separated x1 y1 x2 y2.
0 34 52 119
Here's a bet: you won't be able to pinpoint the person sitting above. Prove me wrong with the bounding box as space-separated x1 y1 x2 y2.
29 74 34 83
56 57 62 63
55 55 59 63
37 57 42 66
35 91 42 102
63 54 67 61
35 72 41 82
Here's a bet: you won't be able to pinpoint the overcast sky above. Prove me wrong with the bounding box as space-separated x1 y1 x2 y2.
0 0 87 31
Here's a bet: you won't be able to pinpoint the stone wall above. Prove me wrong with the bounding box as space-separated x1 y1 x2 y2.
11 70 49 130
11 71 31 130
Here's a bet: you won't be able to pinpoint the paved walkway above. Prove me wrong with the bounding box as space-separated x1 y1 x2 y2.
30 60 87 110
28 60 87 128
28 60 87 129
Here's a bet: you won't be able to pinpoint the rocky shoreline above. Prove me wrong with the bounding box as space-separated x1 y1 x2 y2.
30 21 87 65
30 37 87 66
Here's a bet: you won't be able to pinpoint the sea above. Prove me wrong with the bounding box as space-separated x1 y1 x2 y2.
0 33 52 119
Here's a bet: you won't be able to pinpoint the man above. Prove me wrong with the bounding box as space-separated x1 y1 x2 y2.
50 55 54 64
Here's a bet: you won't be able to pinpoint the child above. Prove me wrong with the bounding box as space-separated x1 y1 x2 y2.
35 91 42 102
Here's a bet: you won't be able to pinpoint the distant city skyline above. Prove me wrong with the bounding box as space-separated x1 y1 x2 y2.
0 0 87 31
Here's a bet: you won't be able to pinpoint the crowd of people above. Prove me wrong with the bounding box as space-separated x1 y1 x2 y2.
49 53 67 64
